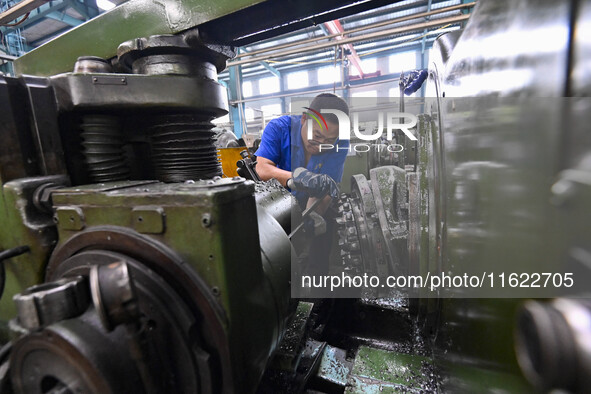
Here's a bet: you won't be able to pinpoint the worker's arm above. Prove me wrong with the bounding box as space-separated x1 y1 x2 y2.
290 168 339 199
257 162 339 214
256 157 292 187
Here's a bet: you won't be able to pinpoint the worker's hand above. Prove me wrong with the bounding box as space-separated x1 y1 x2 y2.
303 211 327 236
290 167 339 199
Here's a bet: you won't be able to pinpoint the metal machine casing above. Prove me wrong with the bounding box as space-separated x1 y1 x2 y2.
42 178 292 391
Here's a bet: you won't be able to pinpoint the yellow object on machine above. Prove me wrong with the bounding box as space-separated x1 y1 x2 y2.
219 147 249 177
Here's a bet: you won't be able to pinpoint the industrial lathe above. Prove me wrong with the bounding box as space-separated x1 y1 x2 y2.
0 0 590 393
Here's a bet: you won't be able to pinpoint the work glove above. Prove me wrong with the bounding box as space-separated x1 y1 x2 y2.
303 211 327 236
288 167 339 199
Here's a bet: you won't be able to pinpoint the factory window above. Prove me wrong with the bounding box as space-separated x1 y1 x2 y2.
389 51 417 73
318 66 342 85
242 81 253 97
259 76 280 95
261 104 282 119
350 57 377 76
287 71 309 90
245 108 255 121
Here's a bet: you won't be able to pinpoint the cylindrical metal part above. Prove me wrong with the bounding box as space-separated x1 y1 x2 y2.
131 54 218 77
256 206 295 349
80 115 130 182
90 261 139 331
149 114 221 182
0 246 30 262
115 34 230 182
46 247 214 393
117 34 234 75
515 299 591 393
9 315 145 394
73 56 113 73
255 180 293 233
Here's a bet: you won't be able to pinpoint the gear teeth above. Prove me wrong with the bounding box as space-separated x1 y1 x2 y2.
336 194 363 271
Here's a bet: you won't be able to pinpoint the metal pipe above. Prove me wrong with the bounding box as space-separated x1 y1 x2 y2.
228 14 469 68
222 28 450 79
234 2 475 59
0 245 30 299
229 76 402 105
0 246 30 262
232 35 441 78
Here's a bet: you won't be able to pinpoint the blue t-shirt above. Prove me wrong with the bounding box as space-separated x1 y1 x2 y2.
255 115 349 201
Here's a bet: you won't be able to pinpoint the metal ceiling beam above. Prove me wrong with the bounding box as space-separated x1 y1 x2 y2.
318 23 330 36
338 0 428 25
0 0 48 25
1 1 70 35
337 0 463 26
240 47 281 77
67 0 98 19
229 13 469 67
242 2 444 53
233 34 441 74
234 2 474 59
239 0 439 54
260 62 280 77
238 34 421 69
222 40 438 81
47 10 84 26
29 25 71 46
221 37 439 75
228 71 410 105
198 0 402 46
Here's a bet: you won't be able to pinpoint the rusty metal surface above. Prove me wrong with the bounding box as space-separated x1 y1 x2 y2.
316 344 352 387
271 301 313 370
345 346 437 393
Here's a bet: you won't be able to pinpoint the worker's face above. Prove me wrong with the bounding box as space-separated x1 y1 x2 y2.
301 114 340 155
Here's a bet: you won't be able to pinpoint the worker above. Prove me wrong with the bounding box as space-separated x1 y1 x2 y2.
255 93 349 212
256 93 350 276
